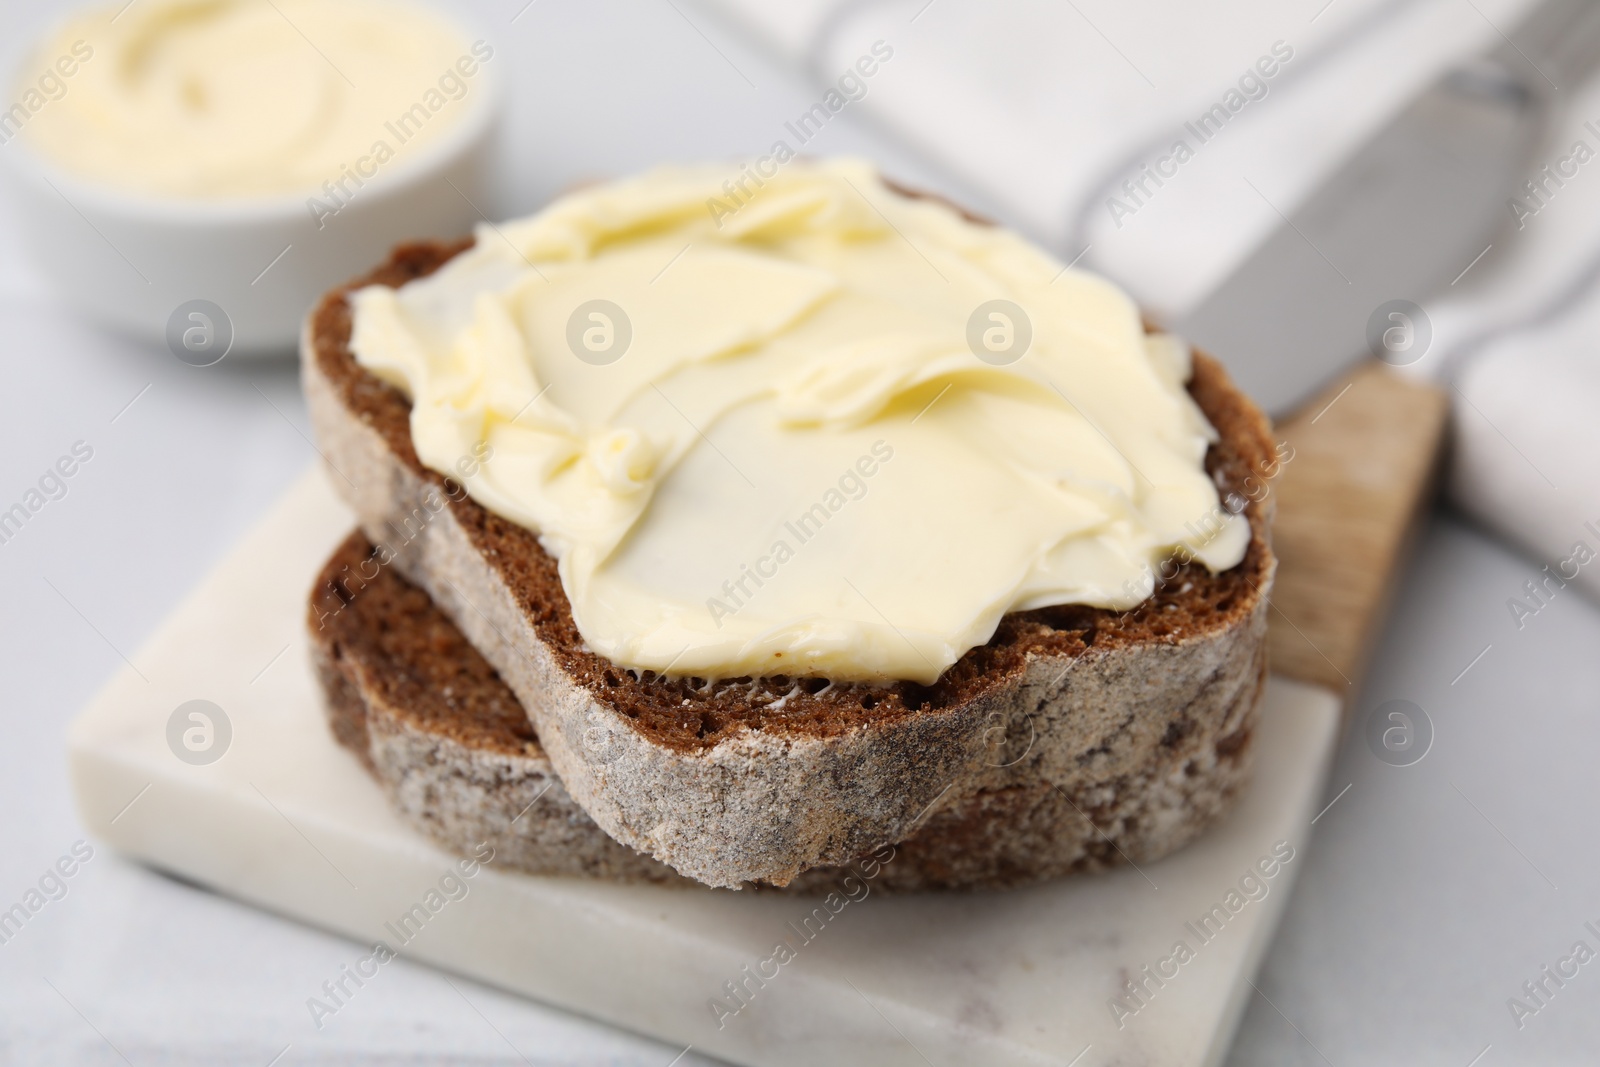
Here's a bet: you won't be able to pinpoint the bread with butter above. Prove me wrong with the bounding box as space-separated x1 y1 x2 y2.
302 207 1278 889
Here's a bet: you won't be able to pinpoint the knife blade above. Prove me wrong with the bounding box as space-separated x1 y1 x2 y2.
1177 0 1600 419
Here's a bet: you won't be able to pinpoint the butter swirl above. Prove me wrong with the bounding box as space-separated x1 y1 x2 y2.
350 160 1249 683
20 0 474 199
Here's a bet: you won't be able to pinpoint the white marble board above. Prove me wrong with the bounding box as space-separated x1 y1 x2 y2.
67 468 1342 1067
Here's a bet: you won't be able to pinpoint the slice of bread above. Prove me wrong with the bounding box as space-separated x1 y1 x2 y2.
309 528 680 884
309 527 1254 894
303 236 1278 890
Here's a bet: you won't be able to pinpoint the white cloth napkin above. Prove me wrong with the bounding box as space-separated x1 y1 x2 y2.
1448 277 1600 606
699 0 1600 596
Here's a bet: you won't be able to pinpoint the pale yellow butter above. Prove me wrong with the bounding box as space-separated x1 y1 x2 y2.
350 160 1249 684
19 0 479 200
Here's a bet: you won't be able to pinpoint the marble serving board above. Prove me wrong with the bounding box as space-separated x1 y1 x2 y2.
67 467 1342 1067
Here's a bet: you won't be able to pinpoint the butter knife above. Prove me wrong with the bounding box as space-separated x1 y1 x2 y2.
1178 0 1600 418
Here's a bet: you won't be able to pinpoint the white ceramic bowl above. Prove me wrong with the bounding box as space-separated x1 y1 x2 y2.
1 33 500 357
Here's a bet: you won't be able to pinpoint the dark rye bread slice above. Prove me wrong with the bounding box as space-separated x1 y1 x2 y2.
302 231 1278 890
309 528 1250 893
309 530 677 883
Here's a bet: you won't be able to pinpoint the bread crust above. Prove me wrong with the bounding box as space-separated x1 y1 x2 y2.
309 529 1264 893
302 236 1277 889
308 532 683 883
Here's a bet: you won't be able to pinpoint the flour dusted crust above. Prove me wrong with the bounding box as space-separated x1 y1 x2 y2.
309 531 681 884
302 230 1277 890
309 530 1263 893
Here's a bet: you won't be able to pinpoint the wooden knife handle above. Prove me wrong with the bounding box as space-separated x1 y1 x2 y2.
1265 360 1451 704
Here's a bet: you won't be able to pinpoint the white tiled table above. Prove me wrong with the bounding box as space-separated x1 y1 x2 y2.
1 1 1595 1062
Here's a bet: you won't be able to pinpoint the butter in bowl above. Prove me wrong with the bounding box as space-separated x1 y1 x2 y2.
1 0 501 356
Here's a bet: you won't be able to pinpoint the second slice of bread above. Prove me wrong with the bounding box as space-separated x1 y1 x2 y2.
311 528 1258 893
304 237 1278 889
310 529 681 884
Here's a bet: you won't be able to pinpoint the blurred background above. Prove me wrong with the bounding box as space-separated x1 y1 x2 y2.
2 0 1598 1062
